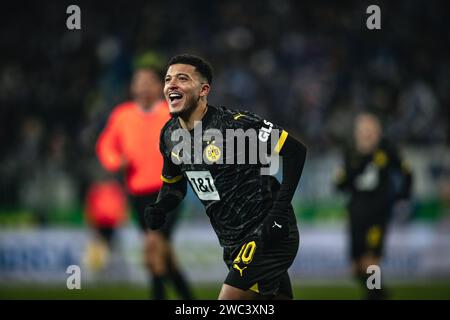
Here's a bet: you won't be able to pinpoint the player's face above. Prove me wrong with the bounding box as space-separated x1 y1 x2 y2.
164 64 208 117
131 69 162 102
354 114 381 153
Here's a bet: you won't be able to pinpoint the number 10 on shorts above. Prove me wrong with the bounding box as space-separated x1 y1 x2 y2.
234 241 257 264
233 241 257 277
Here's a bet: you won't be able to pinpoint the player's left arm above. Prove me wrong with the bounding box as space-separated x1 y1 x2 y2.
233 110 307 210
232 109 306 218
271 132 307 214
261 131 306 241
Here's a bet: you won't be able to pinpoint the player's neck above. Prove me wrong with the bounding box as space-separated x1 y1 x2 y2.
179 101 208 131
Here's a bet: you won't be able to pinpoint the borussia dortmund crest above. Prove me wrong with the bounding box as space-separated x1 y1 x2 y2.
204 142 221 163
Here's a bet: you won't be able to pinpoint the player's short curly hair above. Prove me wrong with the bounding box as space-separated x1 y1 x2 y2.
167 54 213 84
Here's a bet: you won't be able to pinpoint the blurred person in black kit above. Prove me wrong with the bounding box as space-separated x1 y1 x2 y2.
335 112 413 300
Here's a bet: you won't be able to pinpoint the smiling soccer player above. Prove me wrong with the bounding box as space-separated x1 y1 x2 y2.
145 54 307 300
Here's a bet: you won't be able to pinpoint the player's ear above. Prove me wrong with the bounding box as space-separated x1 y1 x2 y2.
200 83 210 97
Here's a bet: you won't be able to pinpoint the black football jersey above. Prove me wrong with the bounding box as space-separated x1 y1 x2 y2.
159 105 288 247
336 140 413 211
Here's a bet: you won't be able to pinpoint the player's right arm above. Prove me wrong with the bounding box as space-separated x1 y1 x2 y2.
144 135 187 230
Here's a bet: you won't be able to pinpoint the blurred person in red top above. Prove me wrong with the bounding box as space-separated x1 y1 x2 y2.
96 54 193 300
84 177 128 272
85 178 128 241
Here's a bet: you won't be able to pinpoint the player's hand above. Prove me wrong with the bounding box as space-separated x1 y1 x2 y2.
144 205 166 230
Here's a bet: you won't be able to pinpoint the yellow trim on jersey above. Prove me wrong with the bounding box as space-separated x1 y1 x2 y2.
161 175 183 184
249 283 259 293
274 130 289 154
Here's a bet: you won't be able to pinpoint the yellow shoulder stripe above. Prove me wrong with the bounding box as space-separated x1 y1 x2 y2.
161 175 183 184
233 113 245 120
274 130 289 154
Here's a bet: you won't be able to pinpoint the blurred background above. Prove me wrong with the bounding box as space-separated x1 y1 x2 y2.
0 0 449 299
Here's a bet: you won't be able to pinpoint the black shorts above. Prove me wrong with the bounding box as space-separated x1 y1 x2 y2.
223 208 299 298
130 192 181 239
349 205 390 260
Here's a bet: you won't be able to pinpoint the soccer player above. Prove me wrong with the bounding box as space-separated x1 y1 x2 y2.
335 113 413 300
96 63 193 300
145 54 307 300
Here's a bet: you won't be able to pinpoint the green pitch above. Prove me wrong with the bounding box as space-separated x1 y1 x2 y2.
1 282 450 300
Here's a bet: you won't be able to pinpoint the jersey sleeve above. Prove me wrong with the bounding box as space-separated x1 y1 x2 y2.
231 110 289 156
159 129 184 184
